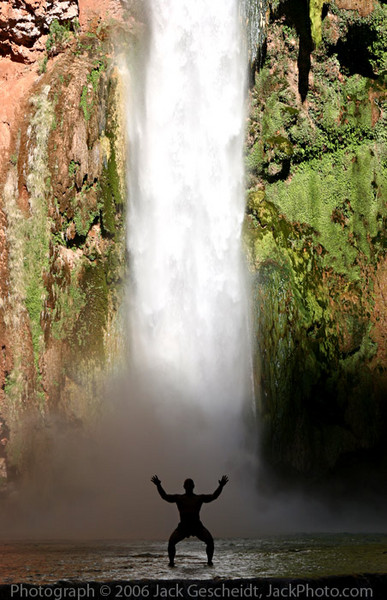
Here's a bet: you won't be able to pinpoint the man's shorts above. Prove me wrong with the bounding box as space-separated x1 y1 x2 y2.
173 520 211 539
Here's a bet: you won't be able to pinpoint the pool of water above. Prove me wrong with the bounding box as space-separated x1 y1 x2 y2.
0 534 386 584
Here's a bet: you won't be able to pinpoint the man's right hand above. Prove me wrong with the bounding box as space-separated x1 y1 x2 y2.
151 475 161 486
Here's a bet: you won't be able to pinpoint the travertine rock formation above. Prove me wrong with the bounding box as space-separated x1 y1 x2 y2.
0 0 79 63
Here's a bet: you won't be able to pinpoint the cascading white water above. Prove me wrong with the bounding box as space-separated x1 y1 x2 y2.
127 0 250 418
242 0 267 67
123 1 257 515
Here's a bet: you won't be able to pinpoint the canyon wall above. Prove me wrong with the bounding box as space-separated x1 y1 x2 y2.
0 0 137 483
245 0 387 484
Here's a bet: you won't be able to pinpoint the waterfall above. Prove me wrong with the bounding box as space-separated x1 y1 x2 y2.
241 0 268 69
125 0 255 520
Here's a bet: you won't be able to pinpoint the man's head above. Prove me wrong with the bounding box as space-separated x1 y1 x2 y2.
183 478 195 492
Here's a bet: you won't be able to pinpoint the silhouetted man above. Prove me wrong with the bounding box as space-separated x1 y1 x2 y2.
151 474 228 567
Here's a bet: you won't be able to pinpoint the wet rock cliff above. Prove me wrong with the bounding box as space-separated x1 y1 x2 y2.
0 0 138 483
245 0 387 484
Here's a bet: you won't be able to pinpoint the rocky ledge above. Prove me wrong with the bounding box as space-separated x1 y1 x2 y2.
0 0 78 64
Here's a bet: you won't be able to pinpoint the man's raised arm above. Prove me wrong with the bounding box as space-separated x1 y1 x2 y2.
151 475 178 503
202 475 229 503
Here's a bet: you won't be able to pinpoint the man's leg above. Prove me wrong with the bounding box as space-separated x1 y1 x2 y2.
168 528 186 567
196 526 214 566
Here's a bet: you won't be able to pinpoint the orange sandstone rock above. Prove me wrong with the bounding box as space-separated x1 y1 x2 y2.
335 0 375 17
78 0 125 29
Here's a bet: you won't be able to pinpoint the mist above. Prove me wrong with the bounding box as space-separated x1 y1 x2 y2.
1 366 387 542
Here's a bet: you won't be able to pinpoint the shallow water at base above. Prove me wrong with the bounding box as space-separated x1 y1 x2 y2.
0 535 386 583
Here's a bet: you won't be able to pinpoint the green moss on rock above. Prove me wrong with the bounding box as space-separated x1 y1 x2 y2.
245 0 387 477
265 143 386 279
74 261 109 360
309 0 324 47
100 75 125 238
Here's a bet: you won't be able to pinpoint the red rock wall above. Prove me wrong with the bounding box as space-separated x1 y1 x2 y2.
0 0 125 169
0 0 126 465
335 0 375 17
0 0 78 63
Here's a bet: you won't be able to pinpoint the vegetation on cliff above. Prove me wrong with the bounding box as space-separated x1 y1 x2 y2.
245 0 387 478
1 19 131 480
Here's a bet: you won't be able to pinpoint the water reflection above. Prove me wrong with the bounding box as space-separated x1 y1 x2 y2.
1 535 386 584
